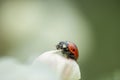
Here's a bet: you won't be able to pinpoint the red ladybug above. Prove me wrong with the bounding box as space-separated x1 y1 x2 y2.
56 41 79 61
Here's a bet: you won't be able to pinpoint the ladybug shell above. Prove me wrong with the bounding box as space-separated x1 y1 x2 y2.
67 42 79 60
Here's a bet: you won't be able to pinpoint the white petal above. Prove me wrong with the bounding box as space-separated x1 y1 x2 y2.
34 50 81 80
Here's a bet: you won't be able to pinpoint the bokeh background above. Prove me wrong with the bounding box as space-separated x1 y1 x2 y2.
0 0 120 80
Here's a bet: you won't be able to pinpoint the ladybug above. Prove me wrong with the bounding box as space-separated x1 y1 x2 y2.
56 41 79 61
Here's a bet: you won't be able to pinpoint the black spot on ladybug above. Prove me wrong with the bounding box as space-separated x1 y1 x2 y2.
72 49 75 52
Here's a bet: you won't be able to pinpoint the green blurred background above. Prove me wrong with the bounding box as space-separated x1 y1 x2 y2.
0 0 120 80
76 0 120 80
